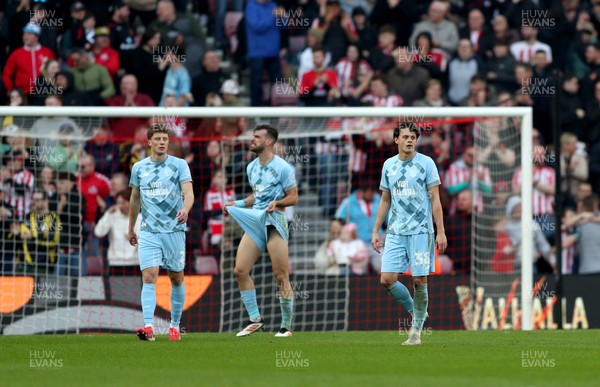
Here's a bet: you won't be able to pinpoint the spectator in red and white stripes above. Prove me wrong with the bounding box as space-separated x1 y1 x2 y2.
203 170 236 257
509 26 553 65
560 208 578 274
335 43 372 94
360 75 403 107
511 144 556 240
444 146 492 215
1 151 35 221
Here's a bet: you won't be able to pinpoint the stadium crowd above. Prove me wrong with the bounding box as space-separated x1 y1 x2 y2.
1 0 600 277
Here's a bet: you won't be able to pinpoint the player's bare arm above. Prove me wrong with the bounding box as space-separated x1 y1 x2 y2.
128 187 141 246
224 193 255 214
266 187 298 213
428 185 447 254
371 190 391 253
177 181 194 223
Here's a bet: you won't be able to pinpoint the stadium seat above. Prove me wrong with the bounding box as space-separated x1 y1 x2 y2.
225 11 243 54
194 254 220 275
86 256 104 276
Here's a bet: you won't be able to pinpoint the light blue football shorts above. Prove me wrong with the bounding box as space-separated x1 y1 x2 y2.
138 230 186 272
226 206 289 252
381 233 435 276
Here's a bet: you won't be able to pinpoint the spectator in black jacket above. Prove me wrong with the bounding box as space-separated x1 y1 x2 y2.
369 25 396 74
486 39 517 93
459 8 494 57
84 127 119 178
351 7 377 61
191 50 228 107
122 29 167 105
369 0 419 47
560 75 586 139
584 79 600 146
55 172 86 276
55 71 93 106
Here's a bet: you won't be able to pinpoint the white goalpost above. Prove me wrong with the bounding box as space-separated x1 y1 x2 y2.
0 106 534 332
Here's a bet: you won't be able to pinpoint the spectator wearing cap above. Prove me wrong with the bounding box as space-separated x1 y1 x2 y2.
1 151 35 221
107 74 155 137
369 0 419 47
29 1 59 56
385 46 430 106
60 2 89 58
149 0 206 78
220 79 247 137
2 22 55 95
91 26 120 80
107 1 136 62
55 171 87 276
351 7 377 61
191 50 228 107
69 47 116 104
46 124 82 174
30 95 81 149
122 28 166 105
409 1 459 57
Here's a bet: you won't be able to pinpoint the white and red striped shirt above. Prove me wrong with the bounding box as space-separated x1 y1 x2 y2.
204 187 236 245
512 166 555 215
4 168 35 221
361 93 403 107
204 187 236 212
445 159 491 214
335 58 372 87
509 40 553 64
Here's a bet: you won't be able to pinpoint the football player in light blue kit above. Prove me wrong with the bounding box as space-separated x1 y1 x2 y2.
372 123 447 346
128 124 194 342
225 124 298 337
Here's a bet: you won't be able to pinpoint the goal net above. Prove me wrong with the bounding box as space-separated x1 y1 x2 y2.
0 106 534 335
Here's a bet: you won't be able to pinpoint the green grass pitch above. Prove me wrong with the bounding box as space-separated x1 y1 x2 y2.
1 330 598 386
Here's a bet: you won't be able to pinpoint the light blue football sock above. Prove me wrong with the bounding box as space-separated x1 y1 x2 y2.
279 297 294 330
170 283 185 328
385 281 414 315
413 284 429 330
141 283 156 327
240 289 261 322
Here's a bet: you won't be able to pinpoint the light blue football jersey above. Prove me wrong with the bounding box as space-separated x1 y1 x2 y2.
247 155 296 210
130 155 192 233
379 152 441 235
